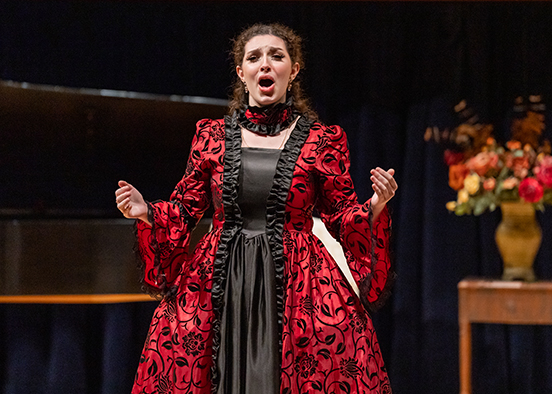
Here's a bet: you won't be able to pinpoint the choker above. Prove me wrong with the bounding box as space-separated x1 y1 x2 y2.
237 97 297 136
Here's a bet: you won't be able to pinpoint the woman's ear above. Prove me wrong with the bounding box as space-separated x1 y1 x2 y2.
236 65 244 81
290 62 300 80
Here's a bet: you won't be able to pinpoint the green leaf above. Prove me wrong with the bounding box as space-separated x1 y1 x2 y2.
498 167 510 179
543 189 552 205
455 203 468 216
474 196 491 215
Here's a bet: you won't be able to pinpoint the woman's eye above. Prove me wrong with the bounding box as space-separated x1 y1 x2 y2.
273 54 284 60
247 56 258 62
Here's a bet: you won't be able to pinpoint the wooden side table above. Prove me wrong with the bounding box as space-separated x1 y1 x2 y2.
458 278 552 394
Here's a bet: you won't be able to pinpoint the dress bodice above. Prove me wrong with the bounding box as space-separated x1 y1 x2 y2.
237 147 282 237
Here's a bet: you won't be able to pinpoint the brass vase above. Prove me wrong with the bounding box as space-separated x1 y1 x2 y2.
495 201 542 281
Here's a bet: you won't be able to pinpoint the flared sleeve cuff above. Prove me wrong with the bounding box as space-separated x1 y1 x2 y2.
341 202 395 313
359 203 395 312
134 200 193 298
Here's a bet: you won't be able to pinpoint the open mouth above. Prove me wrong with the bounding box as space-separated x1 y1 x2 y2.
259 77 274 88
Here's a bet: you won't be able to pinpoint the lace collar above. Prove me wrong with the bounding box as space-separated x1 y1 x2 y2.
237 97 298 136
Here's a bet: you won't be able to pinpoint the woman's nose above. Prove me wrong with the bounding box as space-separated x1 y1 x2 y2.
260 57 270 72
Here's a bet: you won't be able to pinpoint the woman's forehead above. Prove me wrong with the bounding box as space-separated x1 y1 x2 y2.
244 35 287 53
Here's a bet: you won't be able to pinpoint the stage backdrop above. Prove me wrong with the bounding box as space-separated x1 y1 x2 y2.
1 2 552 394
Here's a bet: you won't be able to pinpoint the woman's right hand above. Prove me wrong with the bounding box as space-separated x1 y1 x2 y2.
115 180 151 225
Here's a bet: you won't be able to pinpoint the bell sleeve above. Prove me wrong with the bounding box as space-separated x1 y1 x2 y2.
314 124 394 312
135 119 215 297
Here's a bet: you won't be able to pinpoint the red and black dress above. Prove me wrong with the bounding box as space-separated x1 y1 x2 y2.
133 108 394 394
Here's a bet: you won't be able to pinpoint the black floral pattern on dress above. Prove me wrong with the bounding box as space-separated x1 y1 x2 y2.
299 295 318 316
158 241 174 259
294 352 318 378
209 122 225 141
197 260 212 281
282 230 295 252
349 310 368 334
156 375 174 394
313 135 331 154
182 332 205 356
163 298 177 322
340 357 362 379
308 254 323 274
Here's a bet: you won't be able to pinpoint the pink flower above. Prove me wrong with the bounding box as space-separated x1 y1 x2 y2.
512 156 531 178
483 178 496 191
518 177 544 203
534 156 552 188
466 151 499 176
502 177 519 190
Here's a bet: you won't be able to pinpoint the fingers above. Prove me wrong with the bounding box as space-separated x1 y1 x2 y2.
370 168 397 188
117 198 130 214
115 180 132 199
115 180 134 215
370 167 398 202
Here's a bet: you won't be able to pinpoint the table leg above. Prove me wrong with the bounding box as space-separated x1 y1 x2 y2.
459 318 472 394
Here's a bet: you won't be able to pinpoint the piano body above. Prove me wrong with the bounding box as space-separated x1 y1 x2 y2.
0 80 226 296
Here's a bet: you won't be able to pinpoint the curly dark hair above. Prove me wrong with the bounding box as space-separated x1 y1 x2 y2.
228 23 318 121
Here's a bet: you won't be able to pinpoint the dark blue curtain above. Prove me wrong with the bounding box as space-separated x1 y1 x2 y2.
0 302 158 393
1 2 552 393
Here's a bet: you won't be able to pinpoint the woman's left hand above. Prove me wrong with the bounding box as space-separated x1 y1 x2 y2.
370 167 398 222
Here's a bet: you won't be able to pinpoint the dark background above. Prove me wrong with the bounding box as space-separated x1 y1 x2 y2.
1 1 552 393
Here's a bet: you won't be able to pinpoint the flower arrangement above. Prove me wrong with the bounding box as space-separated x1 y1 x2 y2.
426 97 552 215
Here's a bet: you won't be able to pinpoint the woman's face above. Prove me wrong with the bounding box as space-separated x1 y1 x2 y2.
236 34 300 108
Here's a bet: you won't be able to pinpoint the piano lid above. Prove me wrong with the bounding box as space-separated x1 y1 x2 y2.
1 80 228 217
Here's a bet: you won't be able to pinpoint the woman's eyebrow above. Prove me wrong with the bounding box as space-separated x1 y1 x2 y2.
246 45 285 54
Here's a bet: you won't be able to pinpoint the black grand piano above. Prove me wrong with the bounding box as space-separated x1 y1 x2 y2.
1 80 228 392
0 80 227 297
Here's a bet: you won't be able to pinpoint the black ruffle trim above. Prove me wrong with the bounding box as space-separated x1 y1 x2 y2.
266 115 313 348
210 113 244 392
209 113 312 392
237 98 298 136
357 203 396 314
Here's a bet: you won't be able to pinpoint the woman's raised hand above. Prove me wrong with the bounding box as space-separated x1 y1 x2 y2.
115 180 150 224
369 167 398 222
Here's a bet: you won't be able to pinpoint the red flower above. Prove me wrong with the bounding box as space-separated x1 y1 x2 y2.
518 177 544 203
444 149 464 166
534 156 552 188
448 164 469 191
